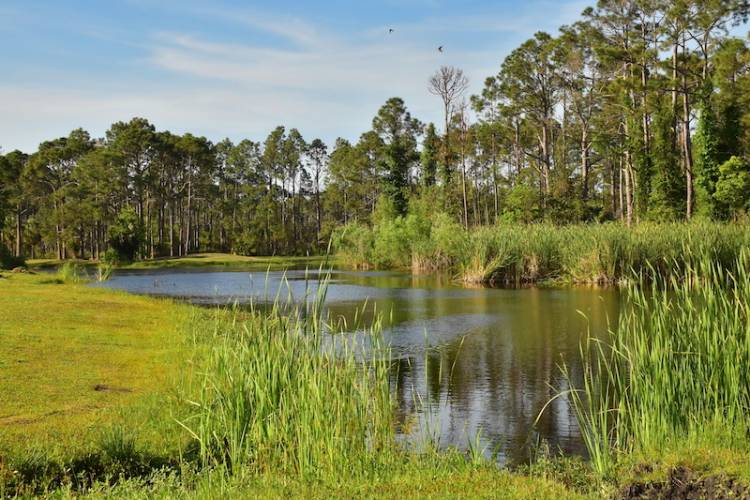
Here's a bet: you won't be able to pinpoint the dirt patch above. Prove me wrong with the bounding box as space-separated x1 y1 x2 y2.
93 384 133 393
619 466 750 499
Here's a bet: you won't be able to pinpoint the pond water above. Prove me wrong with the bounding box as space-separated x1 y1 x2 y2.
91 267 620 464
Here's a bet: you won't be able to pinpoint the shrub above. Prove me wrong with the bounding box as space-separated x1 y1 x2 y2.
715 156 750 218
0 243 25 270
334 222 374 269
107 207 144 262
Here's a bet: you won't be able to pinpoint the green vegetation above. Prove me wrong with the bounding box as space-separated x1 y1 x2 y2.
181 295 392 477
558 252 750 481
123 253 329 271
336 209 750 284
2 1 750 496
107 207 144 263
5 250 750 497
0 243 25 270
3 2 750 267
0 273 190 465
25 253 328 272
0 273 587 498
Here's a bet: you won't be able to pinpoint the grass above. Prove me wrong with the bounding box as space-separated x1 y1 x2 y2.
5 251 750 497
0 272 189 444
0 270 588 498
179 288 394 477
557 251 750 478
0 272 194 496
336 219 750 285
67 457 589 499
26 253 330 272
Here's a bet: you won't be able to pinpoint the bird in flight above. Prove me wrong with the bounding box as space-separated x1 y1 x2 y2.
438 46 444 53
389 28 394 34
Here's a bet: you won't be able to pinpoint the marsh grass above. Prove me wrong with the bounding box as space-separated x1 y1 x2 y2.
556 251 750 476
57 261 84 283
177 277 395 479
337 220 750 285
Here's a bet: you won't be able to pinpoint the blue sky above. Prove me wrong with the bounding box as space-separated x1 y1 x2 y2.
2 0 610 152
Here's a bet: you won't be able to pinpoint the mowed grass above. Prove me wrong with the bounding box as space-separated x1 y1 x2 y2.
26 253 331 271
0 272 190 449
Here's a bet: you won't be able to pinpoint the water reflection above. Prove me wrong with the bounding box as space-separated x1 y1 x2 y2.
92 268 619 463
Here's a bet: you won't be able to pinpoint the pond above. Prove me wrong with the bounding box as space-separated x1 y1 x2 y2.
91 267 620 464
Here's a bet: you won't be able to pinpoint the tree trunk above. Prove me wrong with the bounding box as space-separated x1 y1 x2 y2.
315 173 322 241
443 102 451 185
581 128 589 201
185 175 192 255
624 152 634 227
169 202 175 258
682 36 694 220
683 92 694 219
541 123 551 195
461 160 469 229
15 205 22 257
491 132 499 222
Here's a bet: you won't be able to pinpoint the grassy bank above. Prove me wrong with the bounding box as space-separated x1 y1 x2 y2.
0 271 585 498
336 219 750 285
25 253 329 271
4 263 750 497
0 272 190 445
554 251 750 496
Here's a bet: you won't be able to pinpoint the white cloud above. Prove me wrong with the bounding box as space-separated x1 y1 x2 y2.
2 1 589 153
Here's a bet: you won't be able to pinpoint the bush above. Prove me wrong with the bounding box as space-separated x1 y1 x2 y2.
107 207 144 262
333 222 375 269
0 243 25 270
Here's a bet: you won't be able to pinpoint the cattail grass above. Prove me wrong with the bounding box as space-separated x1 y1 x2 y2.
178 276 394 479
336 219 750 285
554 250 750 476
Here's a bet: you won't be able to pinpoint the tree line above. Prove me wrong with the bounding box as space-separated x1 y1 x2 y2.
1 0 750 260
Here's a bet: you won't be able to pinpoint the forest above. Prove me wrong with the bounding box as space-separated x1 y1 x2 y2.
1 0 750 265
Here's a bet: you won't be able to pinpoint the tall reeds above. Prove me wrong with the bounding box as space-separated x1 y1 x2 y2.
336 219 750 285
558 251 750 475
178 279 394 478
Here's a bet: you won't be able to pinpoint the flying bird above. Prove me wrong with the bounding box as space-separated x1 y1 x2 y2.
389 28 394 34
438 46 444 53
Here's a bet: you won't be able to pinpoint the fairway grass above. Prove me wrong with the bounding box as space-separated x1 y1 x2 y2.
0 273 191 450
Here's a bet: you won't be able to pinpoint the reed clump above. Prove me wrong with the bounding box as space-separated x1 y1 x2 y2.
558 252 750 476
336 217 750 285
57 261 84 283
178 284 394 479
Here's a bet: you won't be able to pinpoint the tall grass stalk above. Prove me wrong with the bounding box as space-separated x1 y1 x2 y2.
57 261 83 283
178 278 394 478
558 251 750 475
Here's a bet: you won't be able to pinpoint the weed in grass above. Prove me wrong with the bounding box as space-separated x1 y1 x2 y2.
57 261 83 283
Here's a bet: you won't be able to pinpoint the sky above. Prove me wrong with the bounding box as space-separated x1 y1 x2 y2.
2 0 604 153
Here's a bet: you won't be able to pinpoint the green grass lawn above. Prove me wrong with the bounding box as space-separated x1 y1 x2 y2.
26 253 333 271
0 272 192 451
